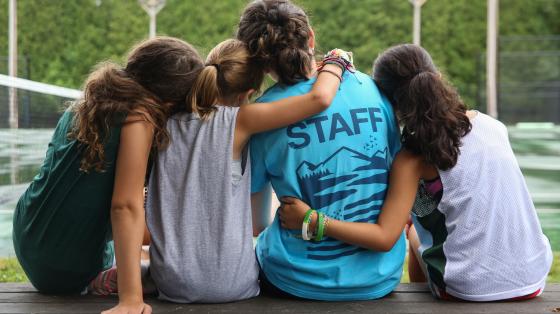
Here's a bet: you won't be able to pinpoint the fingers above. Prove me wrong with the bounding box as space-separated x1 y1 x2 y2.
280 196 297 204
279 214 287 228
278 205 285 217
278 209 286 226
278 209 288 229
143 304 153 314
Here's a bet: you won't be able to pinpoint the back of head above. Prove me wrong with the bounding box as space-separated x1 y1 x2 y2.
237 0 313 85
373 44 471 170
188 39 264 120
125 36 204 114
72 36 204 172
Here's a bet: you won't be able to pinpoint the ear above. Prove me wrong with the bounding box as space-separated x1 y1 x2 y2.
308 28 316 51
246 89 256 99
238 89 256 104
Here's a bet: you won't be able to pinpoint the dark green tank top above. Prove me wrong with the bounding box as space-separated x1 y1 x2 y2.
13 109 124 293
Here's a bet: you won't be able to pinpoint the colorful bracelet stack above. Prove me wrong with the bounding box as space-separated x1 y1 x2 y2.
317 48 355 82
301 209 330 241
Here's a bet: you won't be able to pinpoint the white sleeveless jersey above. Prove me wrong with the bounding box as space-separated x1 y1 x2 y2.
412 112 553 301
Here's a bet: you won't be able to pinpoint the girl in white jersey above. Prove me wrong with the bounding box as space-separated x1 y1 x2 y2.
279 44 553 301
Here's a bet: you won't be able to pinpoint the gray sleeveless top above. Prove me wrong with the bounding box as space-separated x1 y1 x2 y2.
146 106 259 303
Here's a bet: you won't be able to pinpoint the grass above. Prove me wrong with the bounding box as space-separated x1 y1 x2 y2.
549 252 560 282
0 252 558 284
0 257 27 283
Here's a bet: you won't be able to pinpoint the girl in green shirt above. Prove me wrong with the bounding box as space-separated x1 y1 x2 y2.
13 36 203 314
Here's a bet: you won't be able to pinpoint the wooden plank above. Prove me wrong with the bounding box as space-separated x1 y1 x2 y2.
1 299 560 314
0 283 558 314
0 282 432 293
1 282 557 293
393 283 430 293
0 292 443 304
0 283 36 293
0 292 557 306
546 284 560 292
0 293 559 313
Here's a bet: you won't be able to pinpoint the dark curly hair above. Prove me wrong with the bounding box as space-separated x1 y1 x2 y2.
237 0 313 85
70 37 203 172
373 44 472 170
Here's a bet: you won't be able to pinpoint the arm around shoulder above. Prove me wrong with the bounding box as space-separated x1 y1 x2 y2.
279 150 423 252
236 63 343 136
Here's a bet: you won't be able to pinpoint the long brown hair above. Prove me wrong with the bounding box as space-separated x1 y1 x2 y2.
237 0 313 85
373 44 472 170
187 39 264 120
71 37 203 172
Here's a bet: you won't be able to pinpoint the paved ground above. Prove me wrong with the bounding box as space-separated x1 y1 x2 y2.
1 283 559 313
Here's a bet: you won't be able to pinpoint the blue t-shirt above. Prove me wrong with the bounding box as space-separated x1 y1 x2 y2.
252 71 406 300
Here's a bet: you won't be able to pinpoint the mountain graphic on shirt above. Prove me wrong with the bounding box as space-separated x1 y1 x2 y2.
295 146 390 261
296 146 389 212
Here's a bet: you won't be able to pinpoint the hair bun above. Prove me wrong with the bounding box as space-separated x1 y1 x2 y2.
237 0 312 85
266 7 288 26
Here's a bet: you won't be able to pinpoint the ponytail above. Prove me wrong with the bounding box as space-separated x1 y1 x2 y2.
187 65 220 120
400 71 471 170
374 44 472 170
186 39 264 120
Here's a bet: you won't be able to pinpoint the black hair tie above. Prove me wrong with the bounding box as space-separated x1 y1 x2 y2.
206 63 220 71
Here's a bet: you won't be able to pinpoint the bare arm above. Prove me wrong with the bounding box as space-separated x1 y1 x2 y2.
236 64 343 137
102 116 153 314
279 151 422 252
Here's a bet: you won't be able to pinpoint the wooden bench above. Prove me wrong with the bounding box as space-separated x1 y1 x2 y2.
1 283 559 313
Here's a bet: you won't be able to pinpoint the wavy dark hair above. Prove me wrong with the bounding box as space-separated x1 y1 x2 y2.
70 37 203 172
373 44 472 170
237 0 313 85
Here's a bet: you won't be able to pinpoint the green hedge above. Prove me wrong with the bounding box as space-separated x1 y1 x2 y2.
0 0 558 108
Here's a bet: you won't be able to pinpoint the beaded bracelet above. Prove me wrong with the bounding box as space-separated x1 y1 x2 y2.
302 209 315 241
323 215 330 237
318 48 356 74
318 68 342 82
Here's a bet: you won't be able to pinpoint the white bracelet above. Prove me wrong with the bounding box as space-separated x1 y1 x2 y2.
302 210 314 241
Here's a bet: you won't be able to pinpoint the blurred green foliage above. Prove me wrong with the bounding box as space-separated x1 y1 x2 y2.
0 0 558 110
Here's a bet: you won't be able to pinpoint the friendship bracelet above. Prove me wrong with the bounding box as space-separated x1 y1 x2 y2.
322 48 356 73
314 212 326 241
302 209 315 241
320 58 346 72
318 69 342 82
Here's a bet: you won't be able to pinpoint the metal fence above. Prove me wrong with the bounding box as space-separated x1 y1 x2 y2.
478 35 560 124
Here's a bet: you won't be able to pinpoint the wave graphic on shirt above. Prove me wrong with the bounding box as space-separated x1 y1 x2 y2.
295 146 390 260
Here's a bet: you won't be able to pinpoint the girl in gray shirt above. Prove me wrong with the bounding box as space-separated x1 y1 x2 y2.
146 39 350 303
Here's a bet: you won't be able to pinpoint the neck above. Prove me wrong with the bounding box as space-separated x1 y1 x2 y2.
308 57 318 78
268 58 318 83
